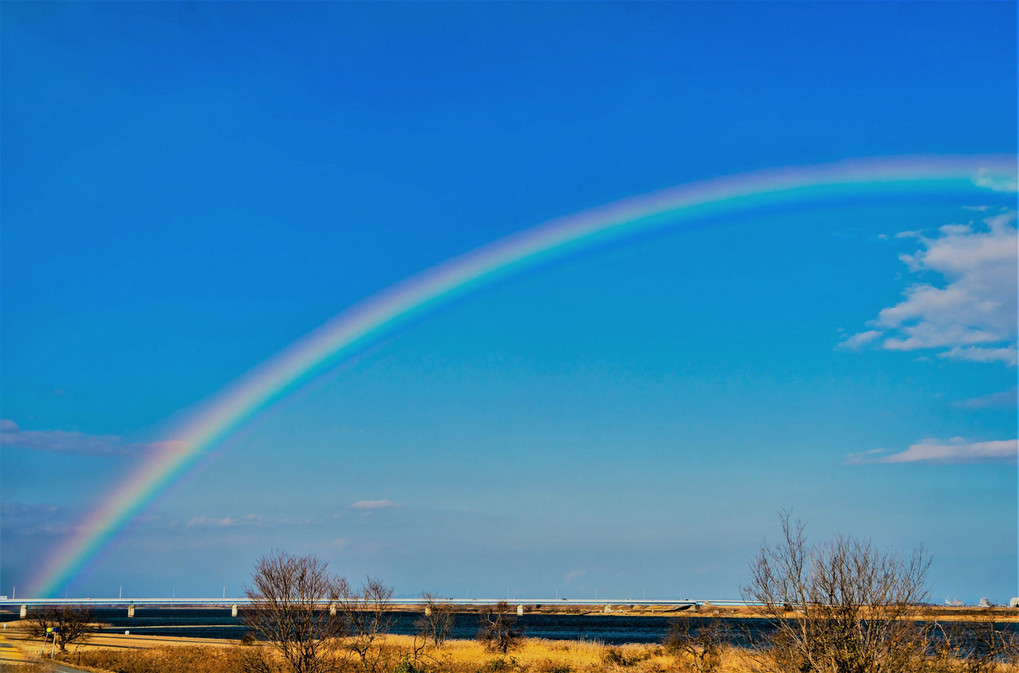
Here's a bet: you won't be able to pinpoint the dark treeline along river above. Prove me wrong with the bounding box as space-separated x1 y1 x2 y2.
2 608 1017 647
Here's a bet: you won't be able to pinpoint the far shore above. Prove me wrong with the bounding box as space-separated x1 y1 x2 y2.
3 602 1017 623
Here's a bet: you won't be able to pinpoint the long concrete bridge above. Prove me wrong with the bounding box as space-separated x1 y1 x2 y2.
2 596 753 618
2 598 741 606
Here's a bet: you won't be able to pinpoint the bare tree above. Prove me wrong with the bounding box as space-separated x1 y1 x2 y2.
243 550 349 673
664 618 727 673
477 602 522 654
26 606 96 652
741 512 932 673
415 593 456 647
340 576 395 673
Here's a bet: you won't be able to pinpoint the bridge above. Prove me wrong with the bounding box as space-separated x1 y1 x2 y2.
2 596 753 615
1 598 747 606
0 599 762 619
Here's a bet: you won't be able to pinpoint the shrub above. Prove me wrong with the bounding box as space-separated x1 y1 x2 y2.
602 647 648 667
477 603 522 655
393 654 429 673
534 658 571 673
663 618 725 673
484 656 513 672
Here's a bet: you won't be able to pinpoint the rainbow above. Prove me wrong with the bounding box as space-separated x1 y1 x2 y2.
28 155 1016 597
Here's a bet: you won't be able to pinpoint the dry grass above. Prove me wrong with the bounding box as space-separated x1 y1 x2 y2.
51 635 760 673
58 644 254 673
397 634 670 673
47 631 1019 673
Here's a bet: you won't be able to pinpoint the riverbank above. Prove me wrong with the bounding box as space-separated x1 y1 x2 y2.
4 621 1018 673
0 628 237 673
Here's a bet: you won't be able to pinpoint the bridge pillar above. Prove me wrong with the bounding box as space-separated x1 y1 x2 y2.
329 603 337 617
516 604 524 616
423 605 431 617
19 605 26 619
127 604 135 618
231 604 238 618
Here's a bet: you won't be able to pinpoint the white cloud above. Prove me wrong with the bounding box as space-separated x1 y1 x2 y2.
350 500 400 510
842 212 1018 365
848 438 1017 465
0 419 183 456
974 168 1019 193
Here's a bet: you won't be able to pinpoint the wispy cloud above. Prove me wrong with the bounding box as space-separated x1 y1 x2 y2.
847 438 1017 465
183 513 305 529
841 212 1018 365
564 569 587 585
955 388 1018 409
187 515 241 528
350 500 400 510
839 330 882 349
0 419 185 456
974 168 1019 193
1 501 78 536
938 345 1017 366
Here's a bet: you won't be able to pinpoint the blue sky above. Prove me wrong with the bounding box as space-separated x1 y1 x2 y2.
2 2 1016 603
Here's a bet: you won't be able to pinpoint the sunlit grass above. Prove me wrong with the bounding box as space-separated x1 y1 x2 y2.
51 635 762 673
44 625 1019 673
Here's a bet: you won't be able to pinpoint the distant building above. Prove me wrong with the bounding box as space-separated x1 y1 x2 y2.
1009 597 1019 608
978 597 992 608
945 597 964 607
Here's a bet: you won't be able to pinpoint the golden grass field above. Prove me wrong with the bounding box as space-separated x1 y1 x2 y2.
9 633 1019 673
1 607 1017 673
0 630 755 673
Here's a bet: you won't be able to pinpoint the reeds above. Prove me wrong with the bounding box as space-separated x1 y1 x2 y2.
58 644 252 673
55 635 741 673
53 632 1018 673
